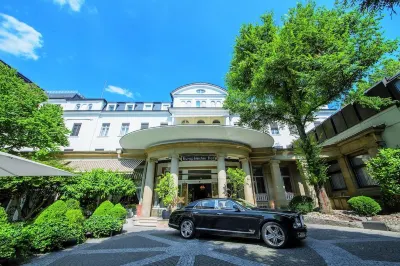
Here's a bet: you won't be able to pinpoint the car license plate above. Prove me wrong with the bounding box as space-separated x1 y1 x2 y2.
298 232 306 238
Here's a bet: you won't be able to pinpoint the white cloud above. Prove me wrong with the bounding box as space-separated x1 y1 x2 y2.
53 0 85 12
105 85 139 99
0 14 43 60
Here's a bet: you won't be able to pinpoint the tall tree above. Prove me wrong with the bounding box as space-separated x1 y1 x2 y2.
0 61 69 154
224 2 398 213
342 0 400 13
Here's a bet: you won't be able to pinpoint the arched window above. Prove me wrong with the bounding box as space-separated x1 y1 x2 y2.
186 101 191 107
197 120 205 124
212 120 220 125
211 101 216 107
216 101 221 107
182 120 189 124
201 101 206 107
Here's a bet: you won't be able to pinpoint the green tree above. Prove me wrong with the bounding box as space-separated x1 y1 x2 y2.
154 172 179 209
344 57 400 108
224 1 397 213
226 168 246 199
367 148 400 209
0 61 69 154
342 0 400 13
61 169 136 209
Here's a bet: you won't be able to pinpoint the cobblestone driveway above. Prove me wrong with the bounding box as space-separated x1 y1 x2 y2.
25 224 400 266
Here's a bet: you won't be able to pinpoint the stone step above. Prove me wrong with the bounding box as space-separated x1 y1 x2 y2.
133 217 160 227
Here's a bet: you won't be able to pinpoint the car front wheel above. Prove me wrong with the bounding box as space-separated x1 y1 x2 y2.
261 222 288 248
180 219 195 239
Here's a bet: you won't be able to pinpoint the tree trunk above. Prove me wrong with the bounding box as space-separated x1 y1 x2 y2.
296 123 333 214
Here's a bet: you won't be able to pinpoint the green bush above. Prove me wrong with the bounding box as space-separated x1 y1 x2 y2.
0 207 8 224
35 200 68 224
348 196 382 216
65 199 81 210
66 209 85 225
289 196 314 214
92 200 114 216
0 222 30 260
84 215 122 238
109 204 127 220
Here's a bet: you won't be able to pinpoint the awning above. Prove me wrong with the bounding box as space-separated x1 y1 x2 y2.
120 125 274 149
65 159 143 172
0 151 75 177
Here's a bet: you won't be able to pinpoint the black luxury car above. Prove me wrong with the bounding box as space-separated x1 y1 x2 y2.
168 198 307 248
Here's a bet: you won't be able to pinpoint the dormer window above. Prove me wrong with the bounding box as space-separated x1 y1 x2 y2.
196 89 205 94
144 104 153 110
126 105 133 111
108 105 115 111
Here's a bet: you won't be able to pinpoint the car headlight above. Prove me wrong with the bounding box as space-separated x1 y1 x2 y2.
293 217 302 228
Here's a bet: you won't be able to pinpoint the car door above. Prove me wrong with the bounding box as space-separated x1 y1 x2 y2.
192 199 218 230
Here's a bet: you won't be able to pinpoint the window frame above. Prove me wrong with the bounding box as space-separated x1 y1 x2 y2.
327 160 347 191
140 122 149 129
108 104 115 111
70 123 82 137
126 104 133 111
99 123 110 137
119 123 130 136
270 123 280 135
348 153 379 188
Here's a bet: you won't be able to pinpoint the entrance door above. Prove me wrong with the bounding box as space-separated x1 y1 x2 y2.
188 184 211 202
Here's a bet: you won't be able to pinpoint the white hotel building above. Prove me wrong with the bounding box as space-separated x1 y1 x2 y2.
47 83 335 217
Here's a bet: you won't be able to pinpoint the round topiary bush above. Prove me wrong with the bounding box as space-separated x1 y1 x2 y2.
347 196 381 216
109 204 127 220
92 201 114 216
66 209 85 225
34 200 68 224
84 215 122 238
65 199 80 210
289 196 314 214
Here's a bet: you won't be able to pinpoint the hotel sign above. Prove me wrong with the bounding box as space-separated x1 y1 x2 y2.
181 154 216 161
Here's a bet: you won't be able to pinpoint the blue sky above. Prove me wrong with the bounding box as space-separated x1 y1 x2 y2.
0 0 399 102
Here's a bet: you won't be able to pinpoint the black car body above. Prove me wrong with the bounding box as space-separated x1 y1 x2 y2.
168 198 307 248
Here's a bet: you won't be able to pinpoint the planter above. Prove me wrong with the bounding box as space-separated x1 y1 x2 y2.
162 209 171 219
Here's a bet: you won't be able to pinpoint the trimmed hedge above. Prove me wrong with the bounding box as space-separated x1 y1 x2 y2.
348 196 381 216
34 200 68 224
0 222 29 260
110 203 127 220
66 209 85 225
84 215 122 238
92 201 114 216
65 199 80 210
289 196 314 214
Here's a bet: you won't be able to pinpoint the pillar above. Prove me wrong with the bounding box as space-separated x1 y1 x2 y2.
337 156 357 195
241 158 255 204
269 160 287 208
170 154 179 188
217 154 227 198
141 158 156 217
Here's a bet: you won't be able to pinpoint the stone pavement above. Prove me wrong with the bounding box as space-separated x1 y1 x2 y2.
25 224 400 266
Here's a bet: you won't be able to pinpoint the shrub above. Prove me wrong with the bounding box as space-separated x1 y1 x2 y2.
84 215 122 238
0 223 30 260
35 200 68 224
289 196 314 214
109 204 127 220
0 207 8 224
348 196 381 216
65 199 81 210
66 209 85 225
92 200 114 216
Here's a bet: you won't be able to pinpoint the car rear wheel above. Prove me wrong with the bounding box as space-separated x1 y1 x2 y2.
180 219 195 239
261 222 288 248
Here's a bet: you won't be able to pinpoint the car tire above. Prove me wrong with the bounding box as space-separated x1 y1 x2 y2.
261 222 288 249
180 219 195 239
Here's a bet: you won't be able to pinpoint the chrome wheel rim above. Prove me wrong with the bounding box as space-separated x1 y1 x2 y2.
181 221 193 238
265 225 285 247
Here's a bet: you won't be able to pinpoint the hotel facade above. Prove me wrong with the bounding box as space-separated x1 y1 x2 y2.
47 83 336 217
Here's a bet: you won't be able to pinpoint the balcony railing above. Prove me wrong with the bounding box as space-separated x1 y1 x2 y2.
255 193 269 202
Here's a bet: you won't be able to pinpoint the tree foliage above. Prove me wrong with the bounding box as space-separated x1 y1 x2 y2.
226 168 246 199
367 148 400 209
224 1 397 213
0 61 69 154
61 169 136 209
342 0 400 13
155 172 178 209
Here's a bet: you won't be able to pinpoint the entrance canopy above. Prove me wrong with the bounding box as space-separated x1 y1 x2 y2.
120 125 274 150
0 151 75 177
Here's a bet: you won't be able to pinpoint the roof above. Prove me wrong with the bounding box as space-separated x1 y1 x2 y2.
46 91 85 100
170 82 227 98
65 159 143 172
120 125 274 149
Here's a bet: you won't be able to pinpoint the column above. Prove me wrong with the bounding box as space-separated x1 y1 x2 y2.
269 160 287 208
141 158 156 217
170 154 179 189
337 156 357 195
241 158 255 204
217 154 227 198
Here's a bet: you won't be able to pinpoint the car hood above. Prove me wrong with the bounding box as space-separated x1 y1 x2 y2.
247 208 299 217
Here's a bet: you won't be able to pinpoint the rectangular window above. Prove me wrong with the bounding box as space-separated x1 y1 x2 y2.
327 160 347 190
99 123 110 137
108 105 115 111
141 122 149 129
144 104 152 110
120 123 130 136
270 123 279 135
280 167 293 192
196 101 200 107
160 122 168 126
349 153 378 187
70 123 81 136
126 105 133 111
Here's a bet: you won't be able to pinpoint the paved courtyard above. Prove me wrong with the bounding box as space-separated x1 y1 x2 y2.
25 224 400 266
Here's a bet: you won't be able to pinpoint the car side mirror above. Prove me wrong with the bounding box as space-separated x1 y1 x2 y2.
233 205 241 212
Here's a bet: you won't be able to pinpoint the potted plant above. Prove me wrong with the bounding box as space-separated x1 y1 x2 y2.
155 172 179 219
